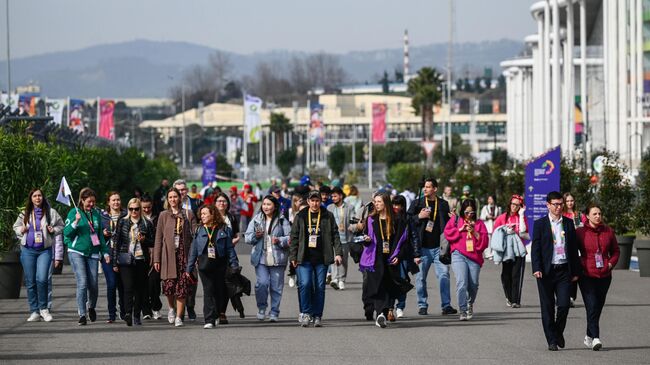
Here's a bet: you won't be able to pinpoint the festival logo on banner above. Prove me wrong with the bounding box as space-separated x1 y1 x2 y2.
309 102 325 144
46 99 66 126
524 146 561 243
99 99 115 140
201 152 217 187
1 93 19 112
69 99 85 133
372 103 387 144
244 94 263 143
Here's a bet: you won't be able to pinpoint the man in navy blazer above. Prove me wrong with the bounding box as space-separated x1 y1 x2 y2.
531 191 582 351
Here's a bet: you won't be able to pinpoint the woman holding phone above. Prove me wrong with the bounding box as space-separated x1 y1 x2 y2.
444 199 489 321
245 195 291 322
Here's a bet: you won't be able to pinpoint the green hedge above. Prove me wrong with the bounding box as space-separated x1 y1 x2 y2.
0 126 179 252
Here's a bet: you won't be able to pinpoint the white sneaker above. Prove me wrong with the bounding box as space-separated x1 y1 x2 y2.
269 314 278 322
395 308 404 319
27 312 40 322
256 310 266 321
467 304 473 320
174 317 183 327
152 310 162 320
584 335 593 348
168 309 176 324
203 323 214 329
375 313 387 328
459 312 468 321
338 281 345 290
298 313 304 323
288 276 296 288
592 338 602 351
142 314 152 320
39 309 53 322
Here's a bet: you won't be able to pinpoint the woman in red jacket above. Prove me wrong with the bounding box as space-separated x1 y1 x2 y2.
576 203 619 351
444 199 489 321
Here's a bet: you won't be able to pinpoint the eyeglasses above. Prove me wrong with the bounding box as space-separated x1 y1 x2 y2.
464 211 475 216
216 200 228 204
128 207 140 212
548 203 563 208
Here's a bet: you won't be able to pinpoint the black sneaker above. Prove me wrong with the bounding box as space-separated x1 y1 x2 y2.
365 309 374 321
125 314 133 327
78 316 87 326
441 306 458 315
187 307 197 321
418 307 428 315
88 308 97 322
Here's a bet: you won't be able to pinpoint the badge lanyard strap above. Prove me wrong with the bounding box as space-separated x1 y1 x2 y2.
379 217 390 242
175 216 182 235
550 221 564 245
308 209 321 235
83 209 96 234
205 225 216 247
425 197 438 222
31 210 41 231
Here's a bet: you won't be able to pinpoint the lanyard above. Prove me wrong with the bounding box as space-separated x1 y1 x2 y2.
308 209 321 234
379 217 390 242
205 225 216 247
550 219 564 244
339 205 345 222
130 222 139 243
175 215 182 235
425 197 438 222
83 209 96 234
31 210 41 230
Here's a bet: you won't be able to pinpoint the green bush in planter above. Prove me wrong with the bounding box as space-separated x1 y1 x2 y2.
633 150 650 236
596 152 635 235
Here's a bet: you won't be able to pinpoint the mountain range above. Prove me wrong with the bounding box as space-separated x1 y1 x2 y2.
0 39 524 98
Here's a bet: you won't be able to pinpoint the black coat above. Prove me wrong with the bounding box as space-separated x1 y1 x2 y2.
407 196 450 256
111 217 155 266
531 216 582 278
225 266 251 297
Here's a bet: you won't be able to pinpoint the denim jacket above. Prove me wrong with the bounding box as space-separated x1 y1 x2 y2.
245 212 291 267
186 225 239 272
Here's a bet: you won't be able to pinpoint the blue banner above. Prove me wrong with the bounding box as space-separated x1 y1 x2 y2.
524 146 561 243
201 152 217 187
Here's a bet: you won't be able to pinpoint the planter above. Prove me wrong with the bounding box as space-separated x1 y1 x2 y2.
0 252 23 299
636 239 650 277
615 235 635 270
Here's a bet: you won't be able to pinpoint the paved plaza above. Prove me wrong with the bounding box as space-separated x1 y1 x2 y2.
0 248 649 365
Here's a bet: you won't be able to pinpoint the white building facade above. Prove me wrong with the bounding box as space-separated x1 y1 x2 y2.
501 0 650 168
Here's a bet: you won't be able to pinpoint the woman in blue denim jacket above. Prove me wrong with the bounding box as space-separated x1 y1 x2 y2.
245 195 291 322
186 205 239 329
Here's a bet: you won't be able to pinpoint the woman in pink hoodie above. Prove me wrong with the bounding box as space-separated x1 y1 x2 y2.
444 199 489 321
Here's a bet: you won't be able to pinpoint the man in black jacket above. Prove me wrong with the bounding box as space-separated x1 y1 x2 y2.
407 177 457 316
531 191 582 351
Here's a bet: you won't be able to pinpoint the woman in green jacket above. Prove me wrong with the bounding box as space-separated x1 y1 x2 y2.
63 187 111 325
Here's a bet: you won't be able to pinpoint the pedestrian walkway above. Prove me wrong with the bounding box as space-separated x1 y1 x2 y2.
0 254 648 364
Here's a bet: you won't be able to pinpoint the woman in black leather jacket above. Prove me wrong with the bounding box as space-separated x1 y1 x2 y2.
111 198 154 326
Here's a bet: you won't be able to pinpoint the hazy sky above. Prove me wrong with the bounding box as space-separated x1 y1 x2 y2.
1 0 535 59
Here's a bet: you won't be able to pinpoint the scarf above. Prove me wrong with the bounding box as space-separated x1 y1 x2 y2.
359 216 408 272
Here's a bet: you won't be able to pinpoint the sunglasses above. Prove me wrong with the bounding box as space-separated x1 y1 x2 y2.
128 207 140 212
216 200 228 203
464 211 475 215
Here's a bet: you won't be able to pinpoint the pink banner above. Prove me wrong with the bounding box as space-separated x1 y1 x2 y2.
372 103 386 144
99 99 115 140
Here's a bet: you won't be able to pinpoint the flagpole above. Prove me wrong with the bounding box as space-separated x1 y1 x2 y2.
242 93 248 180
96 97 100 136
66 97 70 128
368 106 373 190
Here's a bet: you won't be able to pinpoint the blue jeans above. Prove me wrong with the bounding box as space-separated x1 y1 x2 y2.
20 247 52 312
47 260 53 310
296 262 327 318
68 252 99 316
255 264 286 316
101 258 124 320
415 247 451 309
451 251 481 312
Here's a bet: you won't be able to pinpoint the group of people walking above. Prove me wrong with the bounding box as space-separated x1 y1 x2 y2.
12 177 620 351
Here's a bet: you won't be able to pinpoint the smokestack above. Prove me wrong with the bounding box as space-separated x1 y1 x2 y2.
403 29 410 83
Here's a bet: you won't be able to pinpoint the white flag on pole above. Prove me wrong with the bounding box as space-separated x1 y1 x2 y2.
46 99 66 126
56 176 73 206
244 94 263 143
1 93 20 112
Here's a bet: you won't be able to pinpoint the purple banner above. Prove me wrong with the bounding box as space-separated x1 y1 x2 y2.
524 146 561 243
201 152 217 187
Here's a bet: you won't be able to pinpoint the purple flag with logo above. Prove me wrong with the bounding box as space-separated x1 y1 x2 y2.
524 146 561 243
201 152 217 187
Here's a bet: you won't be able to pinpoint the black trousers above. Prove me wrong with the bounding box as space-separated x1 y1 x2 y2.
119 260 148 319
579 275 612 338
145 266 163 313
361 272 374 314
501 257 525 304
536 264 572 346
198 256 228 325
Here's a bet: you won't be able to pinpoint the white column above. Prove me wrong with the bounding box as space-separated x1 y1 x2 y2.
636 0 644 166
516 70 523 157
580 0 588 161
618 0 628 158
545 1 553 150
562 38 570 153
537 16 546 155
630 0 638 167
566 1 575 158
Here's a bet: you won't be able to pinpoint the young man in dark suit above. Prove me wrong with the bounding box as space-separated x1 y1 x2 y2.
531 191 582 351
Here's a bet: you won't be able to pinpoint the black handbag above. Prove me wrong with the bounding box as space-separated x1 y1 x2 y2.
438 215 457 265
198 254 219 272
117 252 134 266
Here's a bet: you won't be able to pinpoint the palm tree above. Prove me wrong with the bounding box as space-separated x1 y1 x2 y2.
407 67 443 142
269 112 293 152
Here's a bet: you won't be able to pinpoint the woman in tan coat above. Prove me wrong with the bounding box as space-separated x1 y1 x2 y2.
153 188 197 327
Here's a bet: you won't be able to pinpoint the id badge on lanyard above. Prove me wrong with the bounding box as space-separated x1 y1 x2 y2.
208 246 216 259
466 236 474 252
308 235 318 248
34 231 44 244
425 220 434 232
134 243 144 258
91 233 100 247
382 241 390 254
554 244 566 259
595 251 604 269
174 235 180 249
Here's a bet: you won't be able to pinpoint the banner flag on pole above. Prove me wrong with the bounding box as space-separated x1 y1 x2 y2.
372 103 387 144
309 102 325 145
524 146 561 243
201 152 217 187
46 99 66 126
19 95 37 116
1 93 20 112
244 94 263 143
68 99 85 133
56 176 73 206
98 99 115 140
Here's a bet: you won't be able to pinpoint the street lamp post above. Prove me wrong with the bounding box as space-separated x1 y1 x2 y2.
5 0 10 94
181 85 186 169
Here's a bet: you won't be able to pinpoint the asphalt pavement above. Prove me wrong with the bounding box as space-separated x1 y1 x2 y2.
0 248 649 365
